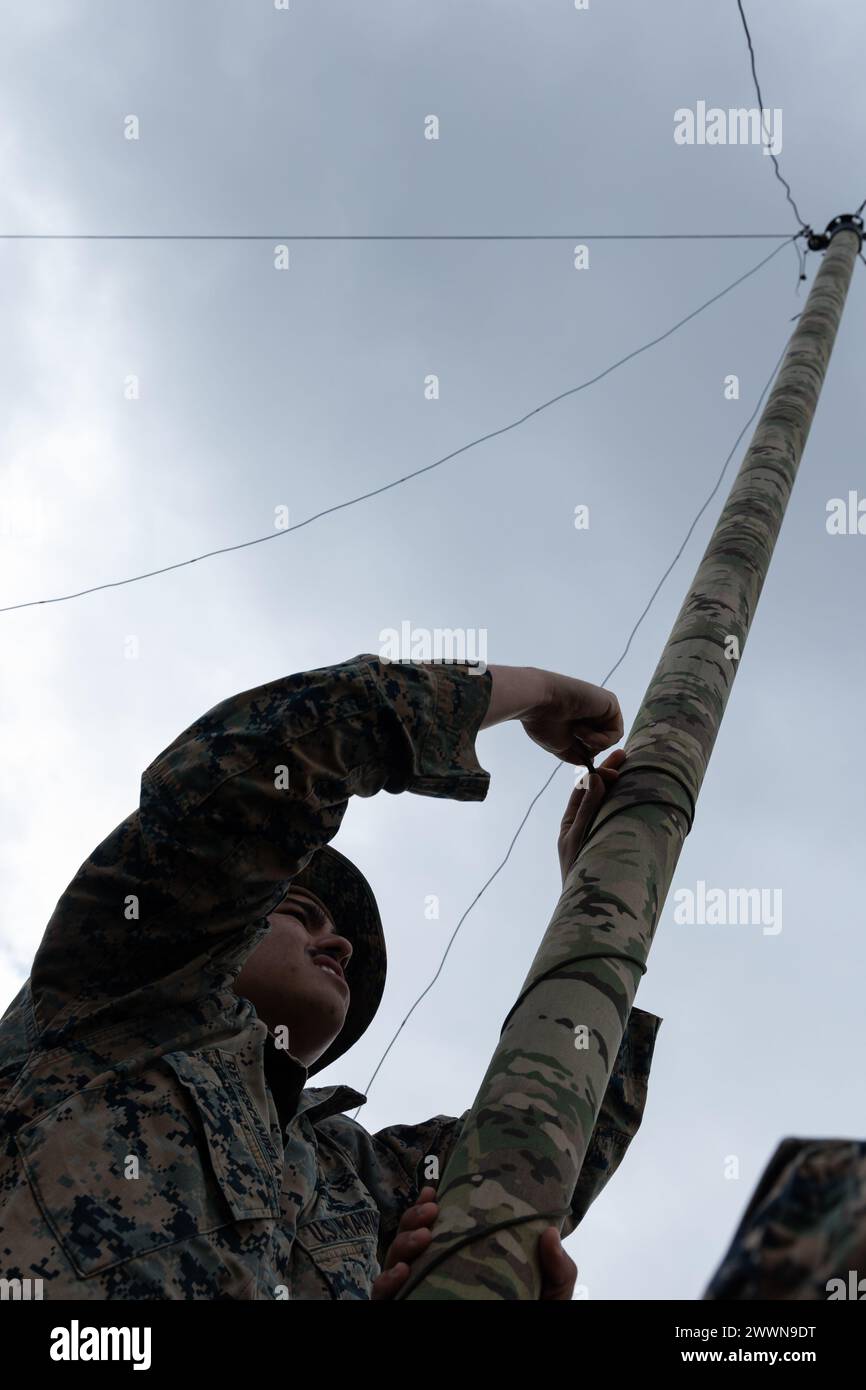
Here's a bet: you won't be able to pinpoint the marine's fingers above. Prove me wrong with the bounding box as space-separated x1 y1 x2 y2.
561 782 588 830
538 1228 578 1301
371 1262 411 1300
396 1200 439 1234
383 1225 433 1271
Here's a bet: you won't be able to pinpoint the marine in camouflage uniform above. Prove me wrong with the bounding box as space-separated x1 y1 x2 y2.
0 655 657 1300
704 1138 866 1301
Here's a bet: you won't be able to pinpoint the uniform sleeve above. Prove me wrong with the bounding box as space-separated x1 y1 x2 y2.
563 1005 661 1235
332 1005 660 1267
31 655 492 1035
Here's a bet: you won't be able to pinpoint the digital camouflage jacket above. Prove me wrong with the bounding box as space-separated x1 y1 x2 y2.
0 655 659 1300
704 1136 866 1301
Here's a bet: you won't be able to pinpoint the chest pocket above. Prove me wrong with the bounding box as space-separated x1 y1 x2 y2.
294 1207 380 1300
15 1049 281 1279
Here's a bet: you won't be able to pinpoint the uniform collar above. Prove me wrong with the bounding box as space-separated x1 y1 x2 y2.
263 1030 366 1126
295 1085 368 1123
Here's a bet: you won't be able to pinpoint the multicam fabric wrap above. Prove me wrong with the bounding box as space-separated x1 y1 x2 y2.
0 655 656 1300
400 228 862 1301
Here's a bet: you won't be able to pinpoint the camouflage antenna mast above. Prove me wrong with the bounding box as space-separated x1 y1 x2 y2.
400 218 862 1301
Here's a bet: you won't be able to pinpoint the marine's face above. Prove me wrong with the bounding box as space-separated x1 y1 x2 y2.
234 887 352 1068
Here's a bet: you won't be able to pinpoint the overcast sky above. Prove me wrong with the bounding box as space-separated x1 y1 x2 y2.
2 0 865 1301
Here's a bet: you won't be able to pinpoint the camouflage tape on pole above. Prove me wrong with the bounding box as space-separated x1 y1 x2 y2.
400 222 861 1301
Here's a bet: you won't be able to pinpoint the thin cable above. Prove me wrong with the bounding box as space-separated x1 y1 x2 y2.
354 331 789 1111
0 232 793 242
735 0 809 231
1 237 794 616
